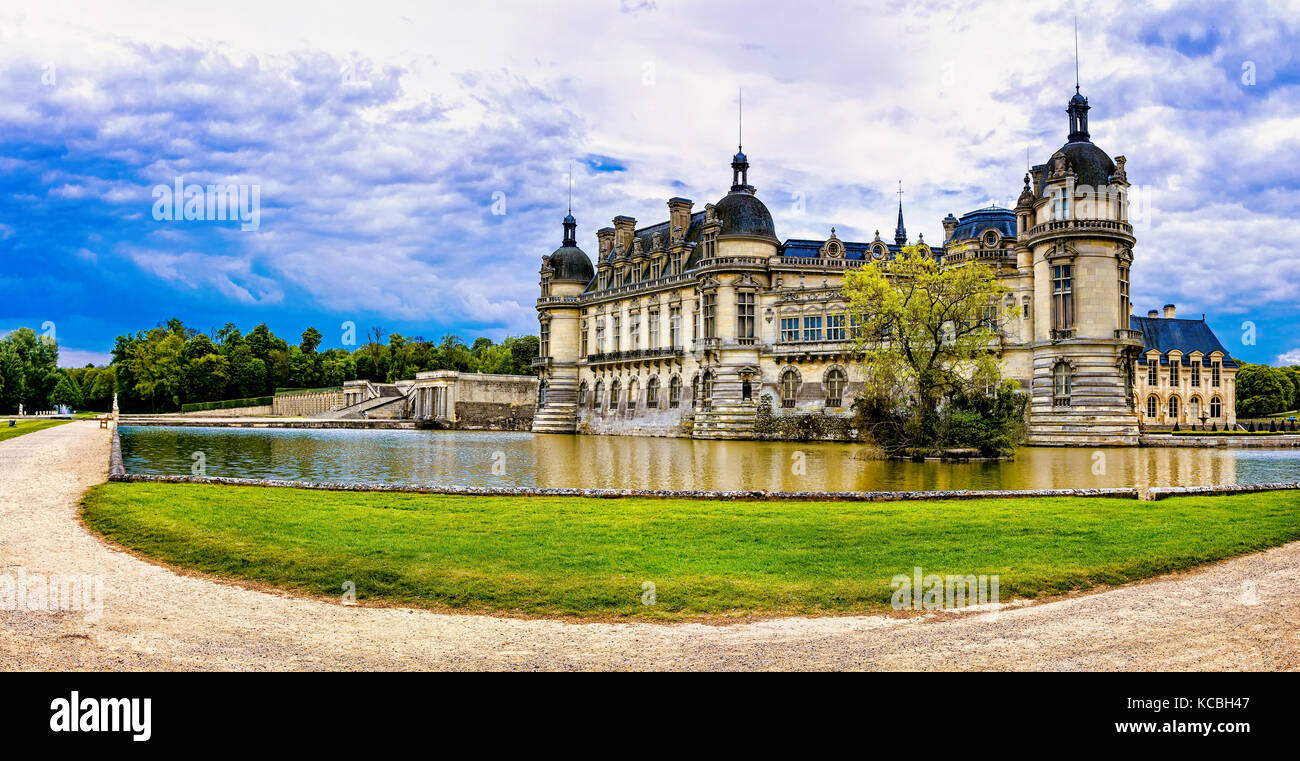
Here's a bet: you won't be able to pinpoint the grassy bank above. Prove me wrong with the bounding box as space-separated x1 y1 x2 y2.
80 482 1300 619
0 418 71 442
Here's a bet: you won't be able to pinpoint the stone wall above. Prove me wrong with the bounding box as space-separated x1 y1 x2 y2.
180 404 273 417
272 390 344 417
410 372 538 430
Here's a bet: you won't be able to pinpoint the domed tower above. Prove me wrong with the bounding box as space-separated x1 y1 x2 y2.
1023 86 1141 445
689 146 778 439
531 210 594 433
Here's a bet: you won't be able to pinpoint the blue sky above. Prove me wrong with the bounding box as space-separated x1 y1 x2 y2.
2 0 1299 366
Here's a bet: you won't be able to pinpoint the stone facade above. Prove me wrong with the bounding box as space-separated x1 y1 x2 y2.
532 88 1237 445
272 389 345 416
409 371 538 430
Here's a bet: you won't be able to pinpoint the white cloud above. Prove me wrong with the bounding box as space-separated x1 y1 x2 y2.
1277 349 1300 366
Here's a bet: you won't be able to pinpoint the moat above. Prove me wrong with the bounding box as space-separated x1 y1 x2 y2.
119 426 1300 491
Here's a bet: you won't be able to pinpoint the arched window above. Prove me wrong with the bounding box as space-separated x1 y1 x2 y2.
1189 397 1201 421
781 368 801 409
627 379 639 410
578 381 588 407
1210 396 1222 418
538 380 547 406
825 368 847 408
742 377 752 401
647 376 660 408
1146 396 1158 418
610 379 620 409
701 371 714 411
593 381 603 408
1053 362 1072 407
690 373 699 408
1168 396 1180 420
669 376 681 408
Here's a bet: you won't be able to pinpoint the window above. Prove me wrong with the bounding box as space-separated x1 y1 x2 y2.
630 313 640 349
610 379 620 408
803 315 823 342
1211 396 1222 418
649 310 659 349
627 379 638 410
825 368 846 408
1191 362 1200 387
827 314 847 341
737 292 755 339
580 321 588 357
538 380 547 405
1052 264 1073 330
539 321 550 357
1022 297 1030 319
596 320 606 353
981 306 999 331
593 381 603 408
540 278 550 298
781 368 801 408
1212 362 1221 387
1168 396 1179 420
701 372 714 411
1189 397 1200 420
612 315 621 352
1147 362 1158 386
1169 362 1179 387
647 376 659 407
1119 266 1131 327
578 382 588 407
669 307 681 348
1146 396 1158 418
781 317 800 342
692 302 699 340
702 293 716 339
669 376 681 408
1053 362 1072 407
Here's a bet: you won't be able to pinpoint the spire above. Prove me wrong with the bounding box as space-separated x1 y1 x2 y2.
894 181 907 245
1067 18 1091 142
730 88 752 193
562 163 576 246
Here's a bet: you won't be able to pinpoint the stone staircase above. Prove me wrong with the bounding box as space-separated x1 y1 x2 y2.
692 401 757 439
530 377 578 433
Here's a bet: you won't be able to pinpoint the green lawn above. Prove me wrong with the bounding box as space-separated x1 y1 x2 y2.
80 482 1300 619
0 418 71 442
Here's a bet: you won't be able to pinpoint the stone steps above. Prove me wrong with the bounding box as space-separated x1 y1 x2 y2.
692 403 757 440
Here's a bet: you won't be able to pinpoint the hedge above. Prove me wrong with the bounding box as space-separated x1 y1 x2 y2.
181 396 273 413
273 386 343 395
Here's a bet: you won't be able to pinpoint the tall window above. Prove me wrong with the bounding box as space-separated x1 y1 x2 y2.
701 372 714 411
1212 362 1221 387
781 368 801 408
593 381 603 408
627 379 638 410
803 315 823 342
648 310 659 349
1052 264 1074 330
702 293 716 339
1211 396 1222 418
612 315 621 352
1169 363 1179 387
1189 397 1200 420
1146 396 1158 418
630 313 640 350
827 314 846 341
610 379 620 408
1190 362 1201 387
1168 396 1179 420
539 321 550 357
781 317 799 342
596 320 605 353
1119 266 1131 326
1053 361 1072 407
669 375 681 408
825 368 846 408
578 382 588 407
669 307 681 348
1147 362 1158 386
647 376 659 407
737 292 755 339
580 321 588 357
692 301 700 340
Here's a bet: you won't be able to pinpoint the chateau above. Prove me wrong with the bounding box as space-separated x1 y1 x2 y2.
531 88 1238 445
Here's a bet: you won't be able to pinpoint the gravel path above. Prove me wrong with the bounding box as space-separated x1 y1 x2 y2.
2 421 1296 671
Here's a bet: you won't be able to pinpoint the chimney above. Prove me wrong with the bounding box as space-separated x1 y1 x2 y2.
1163 304 1176 319
942 214 958 243
596 227 615 258
1147 310 1159 319
613 216 637 252
667 198 693 243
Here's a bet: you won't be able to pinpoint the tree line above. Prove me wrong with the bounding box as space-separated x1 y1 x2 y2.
1235 363 1300 417
0 320 538 414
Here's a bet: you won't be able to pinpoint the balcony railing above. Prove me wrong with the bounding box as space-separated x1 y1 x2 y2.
585 347 683 364
530 356 552 369
1114 328 1146 344
771 256 867 270
766 339 858 356
536 296 581 306
1024 218 1134 242
1050 328 1076 341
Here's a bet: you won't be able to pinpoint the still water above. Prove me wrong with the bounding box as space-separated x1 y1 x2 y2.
119 426 1300 491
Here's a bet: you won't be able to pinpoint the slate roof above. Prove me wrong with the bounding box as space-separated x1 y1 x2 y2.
1130 315 1238 368
1036 139 1117 197
545 244 595 283
948 206 1016 242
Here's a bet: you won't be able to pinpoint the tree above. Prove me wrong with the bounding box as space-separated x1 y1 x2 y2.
300 326 323 354
227 344 267 398
184 354 230 403
1236 363 1289 417
48 372 83 408
842 244 1015 453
